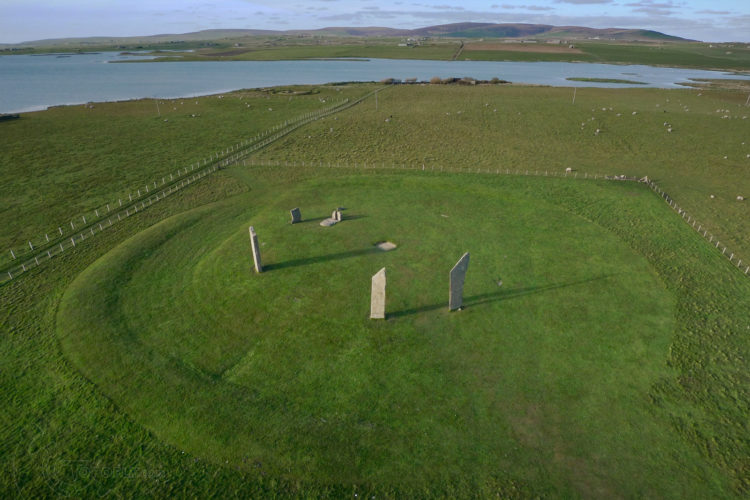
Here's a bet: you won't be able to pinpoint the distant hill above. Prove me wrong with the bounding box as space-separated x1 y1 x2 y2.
407 23 689 41
5 22 690 47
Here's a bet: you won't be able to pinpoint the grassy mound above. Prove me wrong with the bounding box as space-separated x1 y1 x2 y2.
57 170 736 496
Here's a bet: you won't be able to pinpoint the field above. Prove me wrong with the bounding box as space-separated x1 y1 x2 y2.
123 37 750 72
1 83 750 498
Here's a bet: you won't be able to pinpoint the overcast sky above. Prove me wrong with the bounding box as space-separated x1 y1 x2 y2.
2 0 748 44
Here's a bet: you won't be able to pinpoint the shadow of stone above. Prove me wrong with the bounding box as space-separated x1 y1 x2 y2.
388 274 615 318
265 247 380 271
297 216 328 224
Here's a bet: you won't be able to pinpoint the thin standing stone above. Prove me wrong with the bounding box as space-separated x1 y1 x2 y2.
290 207 301 224
449 252 470 311
370 267 386 319
249 226 262 273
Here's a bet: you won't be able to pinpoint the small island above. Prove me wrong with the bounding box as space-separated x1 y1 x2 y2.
567 77 647 84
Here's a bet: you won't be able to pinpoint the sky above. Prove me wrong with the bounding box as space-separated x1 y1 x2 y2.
1 0 749 44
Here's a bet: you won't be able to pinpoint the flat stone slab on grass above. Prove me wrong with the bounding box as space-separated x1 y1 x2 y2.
375 241 397 251
320 218 338 227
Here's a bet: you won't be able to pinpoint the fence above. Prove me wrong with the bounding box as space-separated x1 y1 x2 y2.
239 158 750 280
1 89 385 285
6 86 745 285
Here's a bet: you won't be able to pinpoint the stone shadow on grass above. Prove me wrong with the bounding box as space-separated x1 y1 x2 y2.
264 247 380 271
297 216 329 224
295 214 367 224
389 275 615 318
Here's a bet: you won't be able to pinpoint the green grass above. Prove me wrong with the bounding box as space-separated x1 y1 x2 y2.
580 42 750 71
147 42 459 62
0 84 378 264
126 38 750 71
56 172 683 494
460 49 597 64
2 84 750 497
255 84 750 262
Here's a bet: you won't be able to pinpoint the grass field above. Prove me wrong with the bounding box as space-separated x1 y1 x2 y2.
459 41 750 71
0 84 378 262
254 84 750 261
1 83 750 497
128 37 750 72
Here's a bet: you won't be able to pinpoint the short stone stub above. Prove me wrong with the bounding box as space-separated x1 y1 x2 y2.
290 207 301 224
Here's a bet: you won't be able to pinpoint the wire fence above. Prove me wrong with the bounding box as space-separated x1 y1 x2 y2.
240 158 750 280
1 89 385 285
4 86 746 285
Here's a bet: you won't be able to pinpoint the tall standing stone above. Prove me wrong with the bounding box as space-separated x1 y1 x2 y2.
249 226 262 273
290 207 301 224
449 252 470 311
370 267 387 319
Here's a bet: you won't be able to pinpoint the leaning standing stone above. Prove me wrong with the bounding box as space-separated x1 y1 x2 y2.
449 252 470 311
249 226 262 273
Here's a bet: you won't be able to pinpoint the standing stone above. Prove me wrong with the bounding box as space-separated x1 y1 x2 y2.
332 209 342 222
248 226 262 273
449 252 470 311
290 207 301 224
370 267 387 319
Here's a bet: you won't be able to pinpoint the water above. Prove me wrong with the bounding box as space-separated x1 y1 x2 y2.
1 52 747 114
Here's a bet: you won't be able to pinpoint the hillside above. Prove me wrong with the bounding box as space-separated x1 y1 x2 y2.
5 22 689 48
